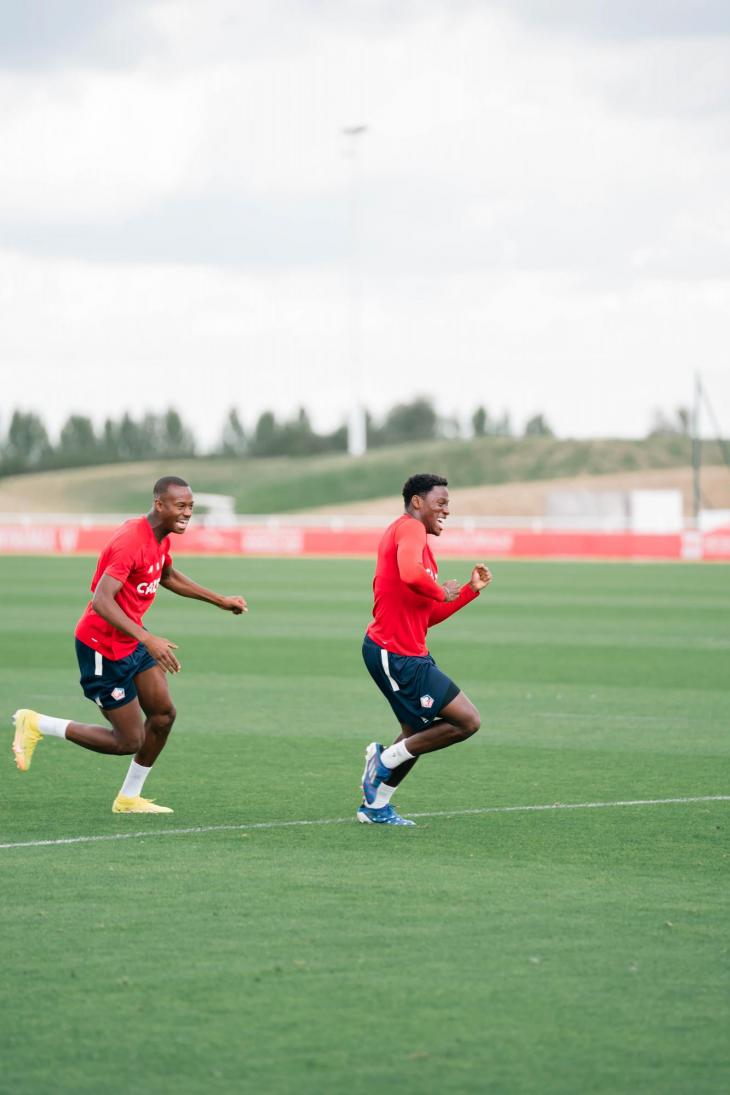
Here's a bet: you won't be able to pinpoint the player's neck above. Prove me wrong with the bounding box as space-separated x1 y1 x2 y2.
404 508 426 529
145 511 168 543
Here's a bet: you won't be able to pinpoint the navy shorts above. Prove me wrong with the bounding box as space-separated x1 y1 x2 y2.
75 638 158 710
362 634 460 731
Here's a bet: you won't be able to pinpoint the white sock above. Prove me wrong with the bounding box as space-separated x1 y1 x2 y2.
38 715 69 739
119 760 151 799
369 783 397 809
380 740 415 768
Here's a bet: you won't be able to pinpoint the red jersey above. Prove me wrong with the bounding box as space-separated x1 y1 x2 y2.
75 517 172 660
366 514 478 657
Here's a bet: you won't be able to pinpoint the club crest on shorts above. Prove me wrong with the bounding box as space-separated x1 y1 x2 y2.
420 694 434 709
111 687 126 701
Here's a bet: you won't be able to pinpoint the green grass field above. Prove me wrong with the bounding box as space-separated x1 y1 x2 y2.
1 557 728 1094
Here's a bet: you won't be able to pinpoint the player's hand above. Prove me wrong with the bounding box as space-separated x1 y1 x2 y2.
442 579 460 602
469 564 493 592
220 595 248 614
143 634 181 673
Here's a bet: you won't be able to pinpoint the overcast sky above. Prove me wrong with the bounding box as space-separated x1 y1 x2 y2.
1 0 729 447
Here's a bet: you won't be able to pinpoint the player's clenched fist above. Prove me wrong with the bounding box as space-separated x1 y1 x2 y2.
469 564 492 592
220 595 248 614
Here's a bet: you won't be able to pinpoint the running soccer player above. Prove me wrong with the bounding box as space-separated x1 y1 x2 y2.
11 476 247 814
358 473 492 825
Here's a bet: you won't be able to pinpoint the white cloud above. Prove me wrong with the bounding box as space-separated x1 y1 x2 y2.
0 0 729 445
0 69 206 221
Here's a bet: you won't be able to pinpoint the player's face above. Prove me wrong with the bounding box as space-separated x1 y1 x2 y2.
418 486 450 535
156 485 194 535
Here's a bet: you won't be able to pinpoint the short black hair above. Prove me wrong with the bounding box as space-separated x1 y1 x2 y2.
402 473 448 507
153 476 189 498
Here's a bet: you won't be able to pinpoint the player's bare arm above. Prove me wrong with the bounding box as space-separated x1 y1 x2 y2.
160 566 248 613
93 573 181 673
442 579 460 601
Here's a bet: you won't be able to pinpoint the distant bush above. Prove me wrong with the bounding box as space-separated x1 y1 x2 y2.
0 397 547 477
0 407 196 476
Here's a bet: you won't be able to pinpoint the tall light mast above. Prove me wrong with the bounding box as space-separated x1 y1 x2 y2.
342 125 368 457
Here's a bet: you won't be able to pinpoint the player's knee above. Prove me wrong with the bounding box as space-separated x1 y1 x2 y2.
114 731 145 755
459 706 481 738
152 704 176 734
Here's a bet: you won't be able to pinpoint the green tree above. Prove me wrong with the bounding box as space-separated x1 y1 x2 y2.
322 423 348 453
3 410 52 469
524 413 553 437
220 408 247 456
99 418 121 462
57 415 98 463
161 408 195 456
648 407 691 438
250 411 279 457
116 413 146 461
278 408 320 456
493 411 512 437
472 406 487 437
372 398 438 447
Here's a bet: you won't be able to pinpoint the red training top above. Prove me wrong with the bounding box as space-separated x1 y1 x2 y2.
75 517 172 660
366 514 478 657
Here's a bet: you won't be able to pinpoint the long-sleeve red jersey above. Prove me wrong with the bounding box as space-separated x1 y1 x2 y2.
366 514 479 657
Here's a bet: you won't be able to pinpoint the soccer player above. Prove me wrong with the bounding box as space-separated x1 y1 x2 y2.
358 473 492 825
11 476 247 813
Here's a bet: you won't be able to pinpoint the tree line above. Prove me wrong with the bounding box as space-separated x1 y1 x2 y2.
0 400 554 477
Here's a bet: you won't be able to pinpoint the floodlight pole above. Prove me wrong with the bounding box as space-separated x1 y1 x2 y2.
692 371 702 527
343 125 368 457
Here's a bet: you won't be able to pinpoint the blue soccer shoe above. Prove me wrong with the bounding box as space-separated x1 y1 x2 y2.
357 803 415 826
361 742 391 805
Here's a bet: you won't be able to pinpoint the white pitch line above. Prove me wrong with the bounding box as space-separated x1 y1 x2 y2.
1 795 728 851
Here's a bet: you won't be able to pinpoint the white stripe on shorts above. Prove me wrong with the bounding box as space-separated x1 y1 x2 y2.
381 648 400 692
94 652 103 677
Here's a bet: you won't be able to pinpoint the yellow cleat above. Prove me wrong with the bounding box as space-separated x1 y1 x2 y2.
112 795 173 814
12 709 43 772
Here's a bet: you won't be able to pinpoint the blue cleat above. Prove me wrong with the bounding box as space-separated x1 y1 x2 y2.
357 803 416 826
361 742 391 805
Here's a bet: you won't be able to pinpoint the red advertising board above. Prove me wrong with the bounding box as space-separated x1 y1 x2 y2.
0 522 728 560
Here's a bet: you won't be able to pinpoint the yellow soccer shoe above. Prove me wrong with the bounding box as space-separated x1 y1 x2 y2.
112 795 173 814
12 709 43 772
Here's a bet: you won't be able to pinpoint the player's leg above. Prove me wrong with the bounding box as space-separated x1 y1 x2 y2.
357 720 419 824
359 638 478 824
70 701 147 754
113 665 176 814
12 702 147 771
362 693 478 804
375 723 419 794
389 691 481 758
373 690 479 776
361 690 480 814
131 664 176 767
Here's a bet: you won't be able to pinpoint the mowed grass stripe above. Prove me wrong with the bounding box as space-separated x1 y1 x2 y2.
1 795 728 851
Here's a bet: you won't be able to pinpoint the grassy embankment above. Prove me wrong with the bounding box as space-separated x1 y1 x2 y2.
0 434 722 514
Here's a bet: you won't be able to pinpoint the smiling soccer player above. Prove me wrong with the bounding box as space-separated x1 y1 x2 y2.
359 473 492 825
11 476 248 814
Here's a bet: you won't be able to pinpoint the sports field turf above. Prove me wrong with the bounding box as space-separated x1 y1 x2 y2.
1 557 728 1094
